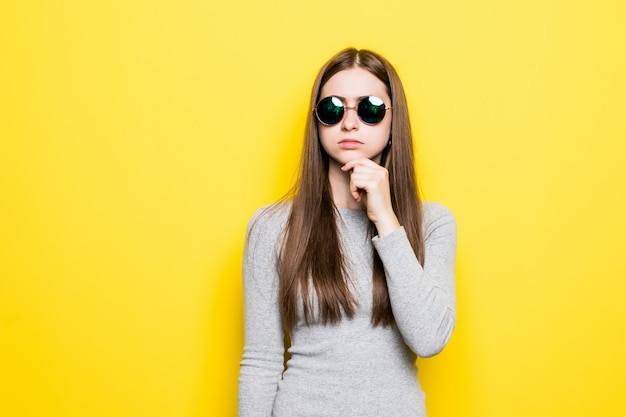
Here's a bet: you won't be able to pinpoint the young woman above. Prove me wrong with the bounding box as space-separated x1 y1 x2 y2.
238 48 457 417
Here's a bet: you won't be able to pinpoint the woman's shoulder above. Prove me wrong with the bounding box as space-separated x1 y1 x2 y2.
246 200 292 238
422 201 454 218
421 201 456 233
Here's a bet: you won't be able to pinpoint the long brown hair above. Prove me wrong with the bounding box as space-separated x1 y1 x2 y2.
279 48 425 333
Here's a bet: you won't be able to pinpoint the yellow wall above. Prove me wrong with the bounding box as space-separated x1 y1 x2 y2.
1 1 625 416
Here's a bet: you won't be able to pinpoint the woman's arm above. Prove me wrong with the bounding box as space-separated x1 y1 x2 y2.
372 202 457 357
238 207 286 416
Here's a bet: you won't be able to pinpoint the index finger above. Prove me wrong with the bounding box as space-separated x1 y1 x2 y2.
341 158 379 172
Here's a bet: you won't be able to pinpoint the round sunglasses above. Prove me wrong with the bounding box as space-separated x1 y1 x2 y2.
314 96 391 126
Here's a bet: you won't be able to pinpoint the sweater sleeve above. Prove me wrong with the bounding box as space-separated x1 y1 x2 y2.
371 202 457 358
238 208 286 416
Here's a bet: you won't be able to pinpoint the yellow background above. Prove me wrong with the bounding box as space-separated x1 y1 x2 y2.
1 0 625 416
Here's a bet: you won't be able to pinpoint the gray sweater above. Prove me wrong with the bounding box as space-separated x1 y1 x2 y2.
238 202 457 417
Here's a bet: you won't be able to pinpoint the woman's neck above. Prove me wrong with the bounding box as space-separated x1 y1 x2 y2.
328 162 365 210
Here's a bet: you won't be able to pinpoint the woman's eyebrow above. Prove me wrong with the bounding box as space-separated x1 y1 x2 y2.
326 95 374 101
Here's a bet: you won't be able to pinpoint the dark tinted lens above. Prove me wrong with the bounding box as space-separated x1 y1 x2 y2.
316 96 344 125
358 96 386 124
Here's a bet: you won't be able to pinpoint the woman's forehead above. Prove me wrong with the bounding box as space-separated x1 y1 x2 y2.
320 67 389 101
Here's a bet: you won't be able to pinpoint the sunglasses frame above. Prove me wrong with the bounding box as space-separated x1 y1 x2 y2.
314 95 392 126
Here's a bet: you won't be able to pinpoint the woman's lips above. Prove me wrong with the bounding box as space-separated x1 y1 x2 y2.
339 139 363 149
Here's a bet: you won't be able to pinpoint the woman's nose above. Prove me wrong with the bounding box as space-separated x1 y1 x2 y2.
341 106 359 131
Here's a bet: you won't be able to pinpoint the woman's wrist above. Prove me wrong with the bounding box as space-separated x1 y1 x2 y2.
374 213 401 237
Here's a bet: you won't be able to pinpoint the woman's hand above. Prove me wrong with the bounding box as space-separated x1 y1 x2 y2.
341 158 400 237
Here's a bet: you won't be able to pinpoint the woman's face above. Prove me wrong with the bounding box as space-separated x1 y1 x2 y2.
317 67 392 168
